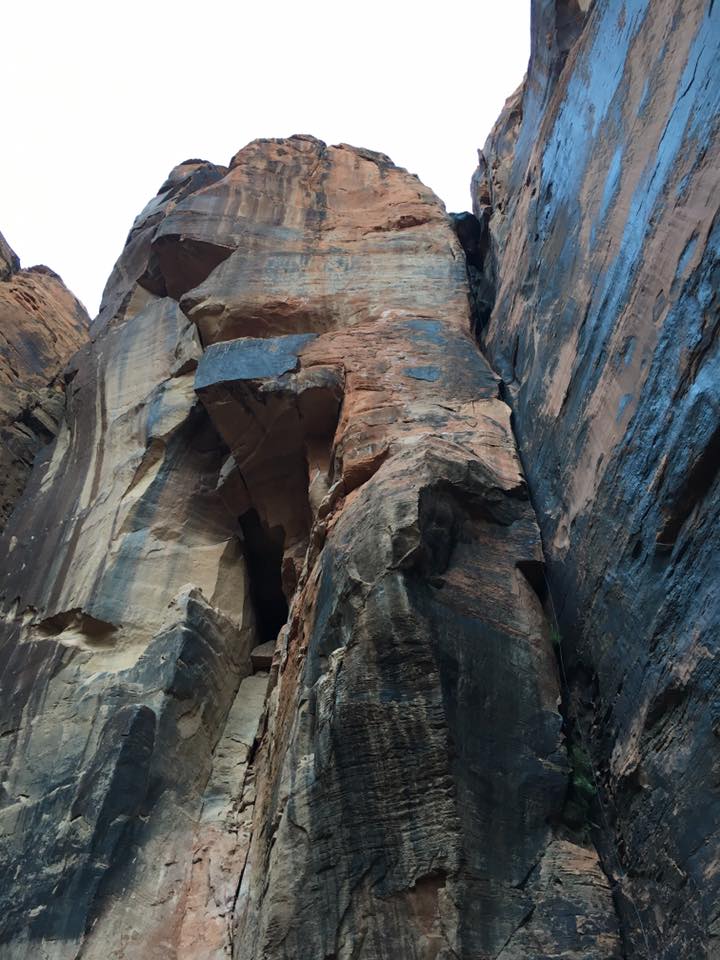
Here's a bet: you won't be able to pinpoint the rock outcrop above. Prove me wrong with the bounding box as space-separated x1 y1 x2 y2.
474 0 720 956
0 138 622 958
0 0 716 955
0 232 89 529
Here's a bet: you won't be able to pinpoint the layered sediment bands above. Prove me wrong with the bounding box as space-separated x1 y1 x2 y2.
0 280 258 956
184 140 620 958
0 232 89 528
0 137 622 958
475 1 720 955
170 137 465 343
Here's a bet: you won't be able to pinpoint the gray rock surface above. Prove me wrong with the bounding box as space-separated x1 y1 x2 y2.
474 0 720 955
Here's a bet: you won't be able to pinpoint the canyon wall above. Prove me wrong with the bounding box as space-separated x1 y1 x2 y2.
474 0 720 956
0 0 716 956
0 139 622 958
0 232 89 528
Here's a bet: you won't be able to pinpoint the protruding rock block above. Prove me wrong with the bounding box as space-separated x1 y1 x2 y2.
195 332 318 388
250 640 276 673
96 159 228 332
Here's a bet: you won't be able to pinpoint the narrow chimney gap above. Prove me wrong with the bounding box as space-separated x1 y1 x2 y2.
239 508 289 648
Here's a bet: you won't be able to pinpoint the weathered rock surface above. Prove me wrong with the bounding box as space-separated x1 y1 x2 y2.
474 0 720 956
94 160 228 333
0 232 20 281
0 285 256 956
0 135 621 959
0 231 89 529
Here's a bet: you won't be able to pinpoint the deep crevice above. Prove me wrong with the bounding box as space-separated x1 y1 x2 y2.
239 508 289 646
450 211 496 339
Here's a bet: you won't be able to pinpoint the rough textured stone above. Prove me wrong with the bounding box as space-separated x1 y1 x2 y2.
0 231 20 281
187 138 618 959
0 587 256 960
0 135 620 959
475 0 720 956
94 159 228 334
0 233 89 530
0 239 257 956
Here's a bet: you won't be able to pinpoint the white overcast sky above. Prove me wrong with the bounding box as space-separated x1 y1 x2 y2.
2 0 530 316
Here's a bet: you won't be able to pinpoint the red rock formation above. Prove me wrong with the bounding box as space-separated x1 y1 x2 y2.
0 138 620 958
0 1 715 953
474 0 720 955
0 231 89 528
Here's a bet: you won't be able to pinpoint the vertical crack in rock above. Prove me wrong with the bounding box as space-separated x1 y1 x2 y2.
240 508 290 646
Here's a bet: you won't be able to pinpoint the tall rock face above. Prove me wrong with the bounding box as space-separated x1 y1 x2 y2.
0 231 89 529
474 1 720 956
0 138 622 959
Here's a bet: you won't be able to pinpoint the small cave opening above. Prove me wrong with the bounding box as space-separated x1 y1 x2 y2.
240 508 289 646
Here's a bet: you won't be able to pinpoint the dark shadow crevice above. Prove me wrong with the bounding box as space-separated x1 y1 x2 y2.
138 236 234 301
239 508 289 646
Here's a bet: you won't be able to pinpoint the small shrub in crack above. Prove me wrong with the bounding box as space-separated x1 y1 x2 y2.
563 742 597 833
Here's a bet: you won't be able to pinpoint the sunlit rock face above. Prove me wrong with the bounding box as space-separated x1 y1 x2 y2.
475 0 720 956
0 136 621 959
0 231 89 529
0 180 257 960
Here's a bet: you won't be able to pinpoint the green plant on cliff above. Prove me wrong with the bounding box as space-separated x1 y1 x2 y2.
550 619 599 833
563 741 598 832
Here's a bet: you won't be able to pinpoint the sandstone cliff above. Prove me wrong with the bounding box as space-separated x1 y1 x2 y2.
0 232 89 529
0 138 621 959
474 0 720 956
0 0 716 957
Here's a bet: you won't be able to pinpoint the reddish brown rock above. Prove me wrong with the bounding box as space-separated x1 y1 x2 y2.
474 0 720 955
0 138 620 959
188 139 618 960
0 232 89 529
